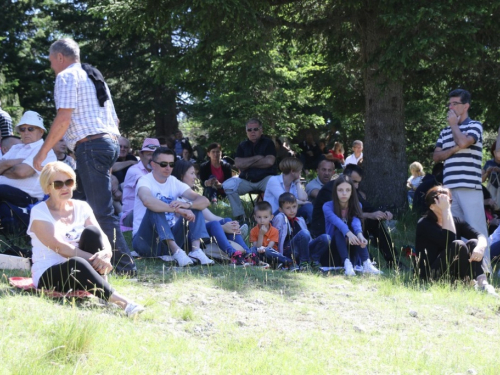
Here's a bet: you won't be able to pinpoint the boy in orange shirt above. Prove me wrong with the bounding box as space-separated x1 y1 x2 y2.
249 201 295 269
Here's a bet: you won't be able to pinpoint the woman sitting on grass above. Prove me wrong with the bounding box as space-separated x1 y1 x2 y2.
323 175 382 276
172 160 251 265
28 162 144 316
415 186 497 296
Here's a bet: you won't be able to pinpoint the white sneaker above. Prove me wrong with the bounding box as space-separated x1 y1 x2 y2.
481 284 500 298
173 249 194 267
363 259 383 275
189 248 215 265
125 302 145 317
344 259 356 276
354 265 363 272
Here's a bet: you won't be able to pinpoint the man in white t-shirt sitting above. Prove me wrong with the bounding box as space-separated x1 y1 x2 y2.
344 140 363 166
132 147 213 266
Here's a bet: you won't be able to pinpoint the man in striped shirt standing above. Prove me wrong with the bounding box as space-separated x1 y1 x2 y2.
0 101 14 155
433 89 489 267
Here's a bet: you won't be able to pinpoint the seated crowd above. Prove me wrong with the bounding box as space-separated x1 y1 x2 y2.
1 105 500 314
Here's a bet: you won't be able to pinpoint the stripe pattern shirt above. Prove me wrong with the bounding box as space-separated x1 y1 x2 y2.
54 63 119 151
435 117 483 190
0 107 13 138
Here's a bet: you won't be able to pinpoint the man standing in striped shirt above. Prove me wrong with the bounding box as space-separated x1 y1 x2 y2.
433 89 489 266
0 101 14 152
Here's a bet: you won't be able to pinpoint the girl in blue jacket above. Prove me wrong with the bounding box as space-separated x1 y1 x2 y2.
323 175 382 276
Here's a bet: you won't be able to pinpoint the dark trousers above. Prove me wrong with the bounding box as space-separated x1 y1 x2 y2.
425 239 483 281
365 218 394 262
39 226 115 300
0 185 38 233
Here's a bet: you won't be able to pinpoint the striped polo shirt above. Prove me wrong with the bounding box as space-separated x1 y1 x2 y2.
435 117 483 190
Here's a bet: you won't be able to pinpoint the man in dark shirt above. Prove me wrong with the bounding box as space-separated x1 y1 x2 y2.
223 118 276 218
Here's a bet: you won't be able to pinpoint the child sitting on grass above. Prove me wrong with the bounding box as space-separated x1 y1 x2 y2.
249 201 294 269
323 175 382 276
272 193 330 271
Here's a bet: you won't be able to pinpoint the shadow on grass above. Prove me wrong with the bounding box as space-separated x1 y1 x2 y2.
134 258 312 297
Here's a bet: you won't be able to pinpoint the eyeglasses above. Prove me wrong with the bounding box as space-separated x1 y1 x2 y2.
18 126 36 132
119 145 129 149
143 144 159 150
246 127 261 132
51 179 75 190
152 160 175 168
448 101 464 107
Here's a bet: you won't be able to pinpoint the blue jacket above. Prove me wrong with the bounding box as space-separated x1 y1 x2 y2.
322 200 362 237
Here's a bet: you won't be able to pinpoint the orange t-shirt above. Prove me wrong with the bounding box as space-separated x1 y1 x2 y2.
250 225 279 250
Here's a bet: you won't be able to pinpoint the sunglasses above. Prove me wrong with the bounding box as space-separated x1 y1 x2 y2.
18 126 37 133
246 127 261 132
51 179 75 190
152 160 175 168
143 144 159 150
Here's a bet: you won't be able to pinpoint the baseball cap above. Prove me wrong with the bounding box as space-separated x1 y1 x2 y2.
141 138 160 152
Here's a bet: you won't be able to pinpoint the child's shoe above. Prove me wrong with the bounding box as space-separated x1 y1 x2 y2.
230 251 246 266
310 261 322 271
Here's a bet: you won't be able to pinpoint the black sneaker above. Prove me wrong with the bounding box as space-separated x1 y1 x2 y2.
310 261 322 271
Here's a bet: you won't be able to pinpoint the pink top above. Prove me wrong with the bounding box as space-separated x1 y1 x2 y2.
120 161 149 231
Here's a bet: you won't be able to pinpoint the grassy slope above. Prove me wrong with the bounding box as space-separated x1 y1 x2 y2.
0 200 499 374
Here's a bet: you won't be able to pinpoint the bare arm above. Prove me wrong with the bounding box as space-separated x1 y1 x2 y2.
30 220 94 260
137 186 176 213
2 163 36 179
449 124 476 149
0 158 24 175
112 160 137 172
309 189 320 199
433 145 460 162
181 189 210 210
33 108 73 171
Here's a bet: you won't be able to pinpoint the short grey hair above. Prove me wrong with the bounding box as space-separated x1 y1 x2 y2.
49 38 80 61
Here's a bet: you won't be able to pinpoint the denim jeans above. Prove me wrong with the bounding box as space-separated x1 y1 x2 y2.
75 136 130 254
132 208 209 257
333 227 369 264
205 218 250 256
0 185 38 207
288 229 329 264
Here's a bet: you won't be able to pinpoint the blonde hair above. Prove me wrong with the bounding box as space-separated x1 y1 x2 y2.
279 157 303 174
409 161 425 177
333 141 344 154
39 161 77 195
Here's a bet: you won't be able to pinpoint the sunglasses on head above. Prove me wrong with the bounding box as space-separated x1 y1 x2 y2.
152 160 175 168
51 179 75 190
18 126 37 133
246 127 261 132
143 144 159 150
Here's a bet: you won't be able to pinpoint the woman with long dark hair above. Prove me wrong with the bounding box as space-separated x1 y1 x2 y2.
323 175 382 276
415 186 497 296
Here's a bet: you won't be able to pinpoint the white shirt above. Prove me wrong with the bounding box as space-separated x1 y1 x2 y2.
133 173 190 236
54 63 119 151
263 174 301 213
344 153 363 166
0 139 57 199
28 200 93 287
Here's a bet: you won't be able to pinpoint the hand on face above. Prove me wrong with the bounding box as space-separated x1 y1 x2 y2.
434 193 451 211
447 109 460 126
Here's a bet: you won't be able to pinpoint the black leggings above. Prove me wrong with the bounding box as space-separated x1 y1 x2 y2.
39 226 115 300
428 239 484 281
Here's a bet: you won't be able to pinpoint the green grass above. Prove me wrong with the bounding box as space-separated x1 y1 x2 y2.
1 259 499 374
1 203 499 374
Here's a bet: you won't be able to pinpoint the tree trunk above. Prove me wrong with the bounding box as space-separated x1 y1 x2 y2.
153 84 178 138
360 10 407 209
